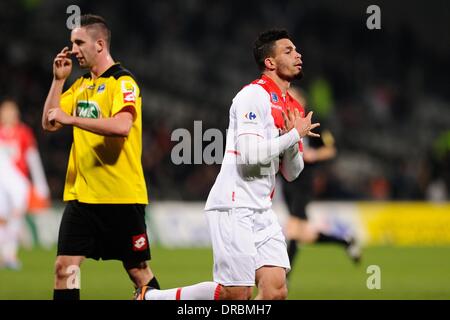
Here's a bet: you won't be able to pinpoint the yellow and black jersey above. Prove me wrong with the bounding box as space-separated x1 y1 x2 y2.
59 63 148 204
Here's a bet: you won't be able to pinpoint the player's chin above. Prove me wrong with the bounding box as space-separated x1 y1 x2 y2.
293 69 304 80
78 62 89 69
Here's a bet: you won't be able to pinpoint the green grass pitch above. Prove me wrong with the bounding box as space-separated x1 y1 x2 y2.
1 245 449 300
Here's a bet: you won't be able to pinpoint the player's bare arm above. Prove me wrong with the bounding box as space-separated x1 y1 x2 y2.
47 108 133 137
42 47 72 132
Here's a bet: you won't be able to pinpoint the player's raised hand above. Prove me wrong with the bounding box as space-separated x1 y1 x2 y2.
293 110 320 138
281 107 296 135
53 47 72 80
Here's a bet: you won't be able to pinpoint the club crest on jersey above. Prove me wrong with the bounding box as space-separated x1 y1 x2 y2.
270 92 279 103
76 101 101 119
97 83 106 93
245 112 257 120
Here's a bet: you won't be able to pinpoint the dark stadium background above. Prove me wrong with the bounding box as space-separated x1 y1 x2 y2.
1 0 448 202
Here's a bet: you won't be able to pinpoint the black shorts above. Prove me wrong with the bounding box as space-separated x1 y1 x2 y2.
57 200 151 264
282 169 313 220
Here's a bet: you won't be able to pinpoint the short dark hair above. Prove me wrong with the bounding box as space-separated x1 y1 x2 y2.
253 29 290 71
80 14 111 49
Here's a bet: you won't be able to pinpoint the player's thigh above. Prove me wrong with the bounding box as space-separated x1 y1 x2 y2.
205 208 256 286
254 210 290 272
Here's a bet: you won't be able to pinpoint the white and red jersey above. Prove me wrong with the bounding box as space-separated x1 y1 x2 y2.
205 75 305 211
0 123 50 209
0 124 35 177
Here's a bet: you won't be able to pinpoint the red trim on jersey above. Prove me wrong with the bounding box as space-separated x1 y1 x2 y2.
232 192 235 202
270 188 275 200
112 105 136 120
214 284 222 300
251 74 305 134
176 288 182 300
226 150 241 156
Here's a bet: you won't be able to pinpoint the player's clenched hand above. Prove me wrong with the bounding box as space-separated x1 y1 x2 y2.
47 108 73 126
53 47 72 80
294 111 320 138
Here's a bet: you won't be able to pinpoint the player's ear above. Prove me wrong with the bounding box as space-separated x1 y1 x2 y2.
264 57 276 71
95 39 105 53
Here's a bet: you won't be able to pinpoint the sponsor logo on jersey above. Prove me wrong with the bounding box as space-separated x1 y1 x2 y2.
97 83 106 93
121 81 136 103
132 233 148 251
256 79 266 84
245 112 257 120
76 101 101 119
270 92 279 103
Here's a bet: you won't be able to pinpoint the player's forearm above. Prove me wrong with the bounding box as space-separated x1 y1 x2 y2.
237 129 300 165
71 116 132 137
280 144 304 182
42 79 65 131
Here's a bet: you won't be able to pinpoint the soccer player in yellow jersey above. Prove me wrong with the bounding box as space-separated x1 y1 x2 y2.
42 14 159 300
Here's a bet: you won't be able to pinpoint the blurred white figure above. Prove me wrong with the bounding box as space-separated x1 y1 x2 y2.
0 99 50 269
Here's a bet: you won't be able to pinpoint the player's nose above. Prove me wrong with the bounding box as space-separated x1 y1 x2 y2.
71 45 79 55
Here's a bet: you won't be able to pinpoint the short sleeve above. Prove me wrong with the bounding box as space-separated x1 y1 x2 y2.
112 76 140 118
60 82 76 115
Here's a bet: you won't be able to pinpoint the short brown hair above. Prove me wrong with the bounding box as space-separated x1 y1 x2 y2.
80 14 111 49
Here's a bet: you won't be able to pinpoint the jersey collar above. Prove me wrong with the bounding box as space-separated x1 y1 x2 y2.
261 74 285 101
82 63 122 79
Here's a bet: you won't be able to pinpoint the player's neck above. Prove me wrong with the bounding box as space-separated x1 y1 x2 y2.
90 55 115 80
262 71 290 96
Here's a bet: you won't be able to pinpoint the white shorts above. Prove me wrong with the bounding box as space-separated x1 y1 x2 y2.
205 207 290 286
0 162 29 220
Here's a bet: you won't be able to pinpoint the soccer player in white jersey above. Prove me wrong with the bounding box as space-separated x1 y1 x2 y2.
135 29 319 300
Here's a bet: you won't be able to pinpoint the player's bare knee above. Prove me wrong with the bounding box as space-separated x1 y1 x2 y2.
260 286 287 300
278 285 288 300
54 260 70 281
220 286 252 300
54 257 82 281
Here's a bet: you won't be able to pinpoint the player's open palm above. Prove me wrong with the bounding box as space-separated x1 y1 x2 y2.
294 110 320 138
53 47 72 80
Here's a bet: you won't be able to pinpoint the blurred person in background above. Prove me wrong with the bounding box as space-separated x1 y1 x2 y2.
282 87 361 280
42 14 159 300
0 98 50 270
